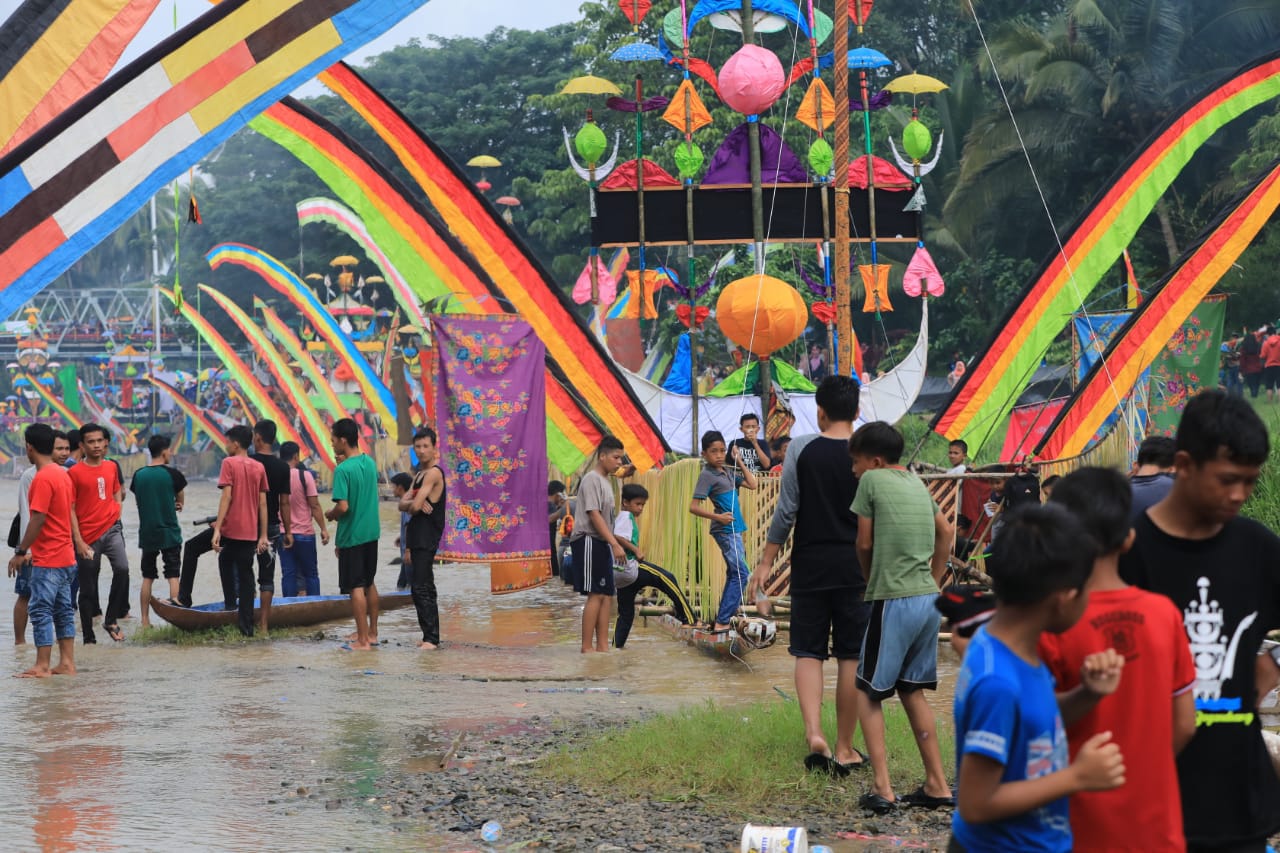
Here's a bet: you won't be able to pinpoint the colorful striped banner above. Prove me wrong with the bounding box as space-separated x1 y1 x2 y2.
27 379 78 425
295 197 428 329
161 286 305 450
0 0 431 319
249 97 607 471
199 284 336 470
1036 163 1280 458
145 374 227 447
253 296 352 422
205 243 397 440
317 63 669 471
933 50 1280 452
0 0 161 156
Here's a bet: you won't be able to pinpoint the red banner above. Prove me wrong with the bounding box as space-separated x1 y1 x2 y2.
1001 398 1066 462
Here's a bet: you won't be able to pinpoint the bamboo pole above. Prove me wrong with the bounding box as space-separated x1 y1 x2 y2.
833 0 852 374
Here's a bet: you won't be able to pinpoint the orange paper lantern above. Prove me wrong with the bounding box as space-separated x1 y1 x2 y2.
715 275 808 357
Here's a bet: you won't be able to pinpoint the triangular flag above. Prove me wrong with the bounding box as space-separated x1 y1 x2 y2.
662 79 713 135
904 185 926 212
619 0 651 25
859 264 893 313
903 246 945 298
795 78 836 132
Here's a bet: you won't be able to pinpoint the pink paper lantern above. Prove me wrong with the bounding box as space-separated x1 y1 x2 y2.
718 44 787 117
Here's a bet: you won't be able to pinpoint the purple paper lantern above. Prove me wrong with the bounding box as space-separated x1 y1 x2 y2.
718 44 786 116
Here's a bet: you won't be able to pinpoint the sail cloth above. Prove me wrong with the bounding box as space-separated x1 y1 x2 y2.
432 315 551 594
933 49 1280 454
1001 398 1066 462
0 0 431 321
317 62 669 472
1146 297 1227 437
703 123 807 184
0 0 161 156
1036 164 1280 459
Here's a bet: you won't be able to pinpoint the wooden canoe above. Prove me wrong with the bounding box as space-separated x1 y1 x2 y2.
653 613 754 660
149 592 414 631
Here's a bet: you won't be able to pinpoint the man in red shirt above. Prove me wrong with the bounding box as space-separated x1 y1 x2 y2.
1261 327 1280 403
68 422 129 643
8 424 78 677
212 425 268 636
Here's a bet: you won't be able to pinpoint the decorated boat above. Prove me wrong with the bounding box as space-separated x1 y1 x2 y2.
149 592 414 632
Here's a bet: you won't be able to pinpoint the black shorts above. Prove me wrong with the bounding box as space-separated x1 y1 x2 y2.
1265 365 1280 390
140 546 181 580
571 535 615 596
788 587 871 661
337 541 379 594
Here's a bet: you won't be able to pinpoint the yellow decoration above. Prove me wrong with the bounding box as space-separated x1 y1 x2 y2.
859 264 893 313
466 155 502 168
882 73 948 95
795 78 836 132
560 75 623 96
715 275 808 357
616 270 664 319
662 79 713 134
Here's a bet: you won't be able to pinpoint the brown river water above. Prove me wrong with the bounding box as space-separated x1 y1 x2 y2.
0 480 956 851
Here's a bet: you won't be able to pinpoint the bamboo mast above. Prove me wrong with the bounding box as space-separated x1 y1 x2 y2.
739 0 773 416
681 0 699 446
806 0 835 370
833 0 853 375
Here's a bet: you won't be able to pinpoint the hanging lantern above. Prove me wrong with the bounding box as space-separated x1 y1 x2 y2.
718 45 786 116
903 119 933 161
715 275 808 357
575 122 608 165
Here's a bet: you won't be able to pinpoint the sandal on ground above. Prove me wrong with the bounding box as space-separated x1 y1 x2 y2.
105 624 124 642
900 786 955 809
804 752 851 778
859 791 899 815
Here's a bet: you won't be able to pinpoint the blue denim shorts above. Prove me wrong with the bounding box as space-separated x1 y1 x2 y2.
857 593 941 700
13 563 31 598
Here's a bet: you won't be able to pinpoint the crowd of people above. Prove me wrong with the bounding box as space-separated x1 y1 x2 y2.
8 418 449 673
554 379 1280 851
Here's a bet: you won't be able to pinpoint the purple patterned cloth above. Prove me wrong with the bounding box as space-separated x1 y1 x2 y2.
431 315 550 563
703 122 808 185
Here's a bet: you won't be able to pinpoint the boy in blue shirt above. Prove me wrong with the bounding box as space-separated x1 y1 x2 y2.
690 430 756 632
952 503 1127 852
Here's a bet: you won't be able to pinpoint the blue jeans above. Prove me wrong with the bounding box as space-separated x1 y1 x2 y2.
27 565 77 648
279 534 320 597
711 527 750 626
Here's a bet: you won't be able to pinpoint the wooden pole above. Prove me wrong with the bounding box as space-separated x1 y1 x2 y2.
741 0 764 276
833 0 852 374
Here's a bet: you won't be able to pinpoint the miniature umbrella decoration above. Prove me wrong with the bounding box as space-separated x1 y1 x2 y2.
611 42 666 63
467 154 502 194
562 73 624 305
707 10 789 33
495 195 521 225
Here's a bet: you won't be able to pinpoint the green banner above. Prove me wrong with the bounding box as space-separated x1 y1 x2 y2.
57 364 80 414
1146 296 1227 436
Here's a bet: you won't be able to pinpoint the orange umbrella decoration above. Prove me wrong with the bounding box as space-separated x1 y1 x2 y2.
495 195 521 224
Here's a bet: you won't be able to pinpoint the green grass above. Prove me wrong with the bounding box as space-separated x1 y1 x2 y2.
1243 398 1280 530
129 624 324 646
539 697 954 818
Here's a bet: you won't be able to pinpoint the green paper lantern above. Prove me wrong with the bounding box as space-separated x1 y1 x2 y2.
903 119 933 162
575 122 608 166
808 138 834 177
674 142 704 179
125 364 138 377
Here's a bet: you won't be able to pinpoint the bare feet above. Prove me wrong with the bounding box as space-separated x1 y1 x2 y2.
346 632 379 644
16 667 51 678
418 641 438 650
346 641 373 651
140 621 151 630
50 663 76 676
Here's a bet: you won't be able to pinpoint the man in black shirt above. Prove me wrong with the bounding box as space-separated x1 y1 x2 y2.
749 376 868 774
1121 390 1280 850
251 420 293 633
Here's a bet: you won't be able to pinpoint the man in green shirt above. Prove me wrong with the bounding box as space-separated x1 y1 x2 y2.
130 434 187 627
325 418 381 650
848 421 954 814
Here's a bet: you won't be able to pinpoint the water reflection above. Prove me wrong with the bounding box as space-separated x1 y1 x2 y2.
0 481 955 850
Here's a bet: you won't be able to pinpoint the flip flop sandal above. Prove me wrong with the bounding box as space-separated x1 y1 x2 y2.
900 786 955 809
859 792 899 815
838 748 872 771
804 752 851 778
105 624 124 642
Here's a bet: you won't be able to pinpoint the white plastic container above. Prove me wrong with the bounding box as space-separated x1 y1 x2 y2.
741 824 809 853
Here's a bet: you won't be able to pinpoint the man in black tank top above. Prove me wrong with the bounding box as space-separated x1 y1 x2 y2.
398 427 447 649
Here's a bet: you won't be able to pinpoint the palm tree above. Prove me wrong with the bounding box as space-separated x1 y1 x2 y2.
944 0 1280 261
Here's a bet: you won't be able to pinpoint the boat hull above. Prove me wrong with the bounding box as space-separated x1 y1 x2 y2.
149 592 414 631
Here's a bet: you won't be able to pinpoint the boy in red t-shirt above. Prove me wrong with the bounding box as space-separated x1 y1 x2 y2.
1039 467 1196 852
8 424 77 677
212 425 268 637
68 422 129 643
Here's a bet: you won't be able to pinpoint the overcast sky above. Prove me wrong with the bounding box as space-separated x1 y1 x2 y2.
0 0 584 94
